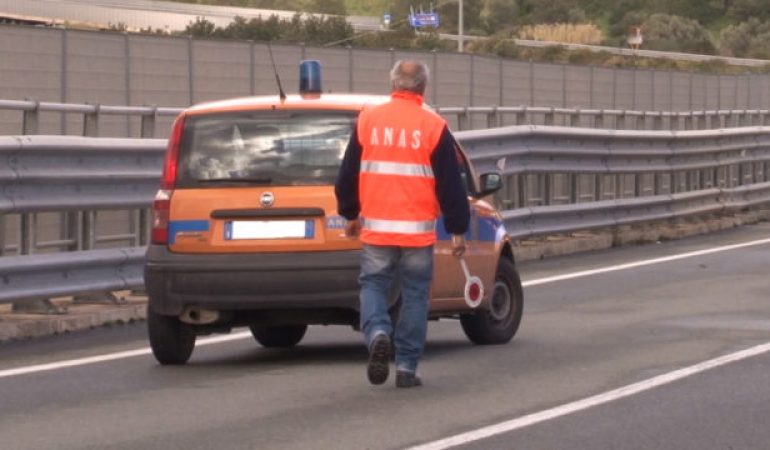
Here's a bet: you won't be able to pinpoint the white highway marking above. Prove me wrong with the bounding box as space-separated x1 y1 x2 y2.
0 331 251 379
522 237 770 287
1 237 769 381
407 341 770 450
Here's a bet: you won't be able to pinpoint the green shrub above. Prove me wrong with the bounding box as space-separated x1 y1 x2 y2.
719 19 770 59
641 13 715 54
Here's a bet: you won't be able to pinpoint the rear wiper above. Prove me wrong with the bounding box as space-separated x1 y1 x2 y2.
196 177 273 185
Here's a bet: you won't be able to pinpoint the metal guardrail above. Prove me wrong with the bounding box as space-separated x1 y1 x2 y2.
1 127 769 310
436 106 770 131
0 99 183 137
3 99 770 137
0 247 145 304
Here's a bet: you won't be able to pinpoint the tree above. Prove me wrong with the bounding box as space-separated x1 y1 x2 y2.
641 13 715 54
481 0 522 34
435 0 484 35
647 0 722 26
303 0 346 15
520 0 587 24
728 0 770 22
719 18 770 58
184 17 217 37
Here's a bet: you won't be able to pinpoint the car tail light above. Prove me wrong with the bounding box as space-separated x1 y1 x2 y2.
152 115 185 245
161 115 185 190
151 189 171 245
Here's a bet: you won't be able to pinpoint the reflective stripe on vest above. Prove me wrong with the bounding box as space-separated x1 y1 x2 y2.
360 160 434 178
361 217 436 234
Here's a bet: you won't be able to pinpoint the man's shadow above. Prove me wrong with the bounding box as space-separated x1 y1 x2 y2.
171 332 492 370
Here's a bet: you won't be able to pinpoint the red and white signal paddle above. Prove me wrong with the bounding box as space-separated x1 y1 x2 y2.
459 257 484 308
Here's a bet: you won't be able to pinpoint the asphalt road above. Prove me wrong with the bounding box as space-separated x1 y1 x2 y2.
1 223 769 450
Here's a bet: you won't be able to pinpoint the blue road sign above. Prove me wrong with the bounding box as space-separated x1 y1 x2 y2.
409 12 439 28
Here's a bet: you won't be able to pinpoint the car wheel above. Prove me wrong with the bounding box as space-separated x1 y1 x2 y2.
460 258 523 345
147 305 196 365
250 325 307 348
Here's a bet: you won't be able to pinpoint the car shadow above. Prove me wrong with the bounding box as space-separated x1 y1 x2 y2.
179 336 488 369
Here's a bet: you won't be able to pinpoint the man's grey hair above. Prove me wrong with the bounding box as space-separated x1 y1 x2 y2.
390 60 429 95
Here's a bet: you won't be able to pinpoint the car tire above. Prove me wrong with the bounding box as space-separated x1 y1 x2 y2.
460 258 523 345
147 305 196 365
250 325 307 348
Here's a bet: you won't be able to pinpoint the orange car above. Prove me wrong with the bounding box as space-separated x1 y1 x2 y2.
144 62 523 364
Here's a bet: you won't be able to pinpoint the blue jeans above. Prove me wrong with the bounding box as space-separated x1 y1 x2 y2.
359 244 434 373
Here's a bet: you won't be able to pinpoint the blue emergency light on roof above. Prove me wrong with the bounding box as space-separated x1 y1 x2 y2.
299 60 322 97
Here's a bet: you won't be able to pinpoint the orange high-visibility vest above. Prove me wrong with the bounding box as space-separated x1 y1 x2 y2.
357 91 446 247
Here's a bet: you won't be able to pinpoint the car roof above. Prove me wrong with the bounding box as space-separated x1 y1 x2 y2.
184 93 392 116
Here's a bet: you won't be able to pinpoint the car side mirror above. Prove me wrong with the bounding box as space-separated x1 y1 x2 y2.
477 172 502 197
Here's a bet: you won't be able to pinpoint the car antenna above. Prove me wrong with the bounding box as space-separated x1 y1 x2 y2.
266 42 287 102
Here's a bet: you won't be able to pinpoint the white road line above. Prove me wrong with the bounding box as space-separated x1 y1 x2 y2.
522 237 770 287
2 237 769 380
0 331 252 379
407 341 770 450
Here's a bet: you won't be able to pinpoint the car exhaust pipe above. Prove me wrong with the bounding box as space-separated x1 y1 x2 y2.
179 307 220 325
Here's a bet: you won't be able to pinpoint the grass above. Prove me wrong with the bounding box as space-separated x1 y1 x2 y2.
517 23 603 45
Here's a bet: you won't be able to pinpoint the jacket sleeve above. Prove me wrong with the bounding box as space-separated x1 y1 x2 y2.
431 126 471 235
334 125 362 220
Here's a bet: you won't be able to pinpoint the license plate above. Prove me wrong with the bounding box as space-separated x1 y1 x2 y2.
224 220 313 240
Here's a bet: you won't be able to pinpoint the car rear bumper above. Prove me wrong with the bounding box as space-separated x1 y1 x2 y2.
144 245 361 316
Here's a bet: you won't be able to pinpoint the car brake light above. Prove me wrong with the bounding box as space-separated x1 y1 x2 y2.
152 115 184 245
151 189 171 245
161 115 185 190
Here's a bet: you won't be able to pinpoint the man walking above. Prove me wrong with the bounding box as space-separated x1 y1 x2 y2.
335 60 470 388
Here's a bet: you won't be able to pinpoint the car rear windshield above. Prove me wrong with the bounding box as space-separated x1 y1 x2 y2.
177 110 357 187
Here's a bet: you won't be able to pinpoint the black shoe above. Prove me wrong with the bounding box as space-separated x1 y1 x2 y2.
367 333 391 385
395 370 422 388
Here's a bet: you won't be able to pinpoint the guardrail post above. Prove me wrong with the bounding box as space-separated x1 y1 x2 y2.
486 107 499 129
748 111 757 126
570 110 580 127
544 108 554 126
83 104 100 137
653 114 663 130
132 208 150 247
72 210 126 304
594 174 603 201
616 111 625 130
683 114 693 130
634 174 643 197
593 112 603 129
457 107 469 131
0 214 5 256
515 107 526 125
81 211 95 250
669 114 679 131
140 106 157 138
10 214 67 314
19 214 34 255
22 99 40 134
696 113 707 130
569 174 578 203
517 175 527 207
